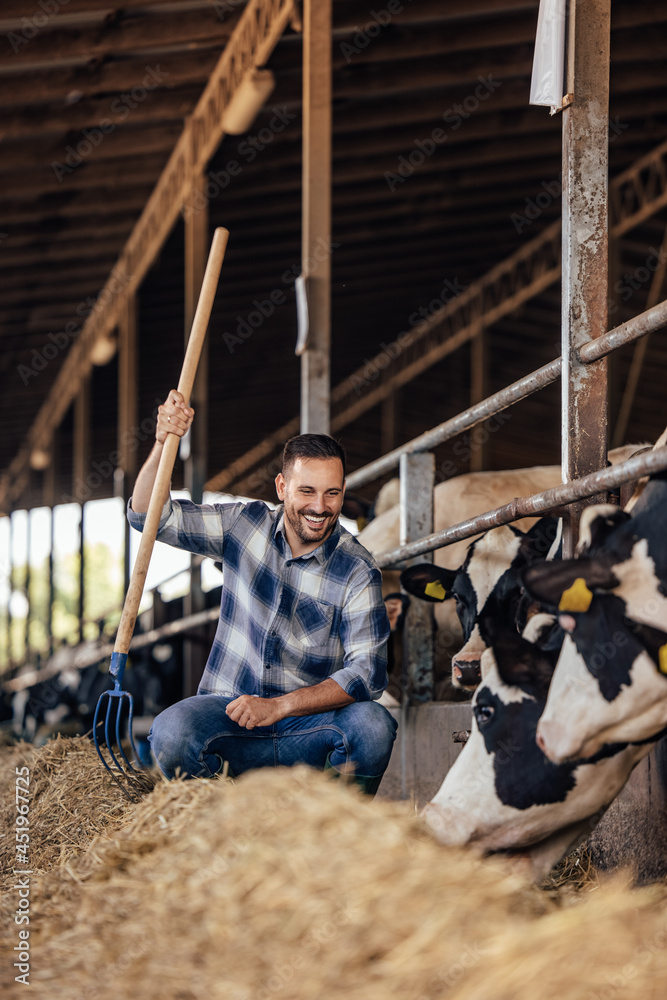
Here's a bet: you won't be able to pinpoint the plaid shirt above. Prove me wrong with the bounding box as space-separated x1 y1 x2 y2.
128 497 389 701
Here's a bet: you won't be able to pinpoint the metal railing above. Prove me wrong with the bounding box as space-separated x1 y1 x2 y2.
347 298 667 491
344 297 667 703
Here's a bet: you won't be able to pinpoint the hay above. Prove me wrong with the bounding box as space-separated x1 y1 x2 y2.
2 743 666 1000
455 882 667 1000
0 736 153 923
540 843 599 896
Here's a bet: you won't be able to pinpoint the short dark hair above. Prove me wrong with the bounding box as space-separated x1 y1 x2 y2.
282 434 346 479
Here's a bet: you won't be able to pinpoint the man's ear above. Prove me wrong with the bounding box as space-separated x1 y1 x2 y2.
522 558 620 611
275 472 286 501
399 564 458 602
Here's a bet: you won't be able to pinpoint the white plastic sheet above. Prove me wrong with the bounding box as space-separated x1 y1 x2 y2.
529 0 567 108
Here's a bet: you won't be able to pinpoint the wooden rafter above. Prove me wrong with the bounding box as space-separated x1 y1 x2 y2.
207 137 667 496
0 0 295 514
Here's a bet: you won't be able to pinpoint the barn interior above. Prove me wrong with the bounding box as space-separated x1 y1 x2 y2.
1 0 667 763
1 0 667 901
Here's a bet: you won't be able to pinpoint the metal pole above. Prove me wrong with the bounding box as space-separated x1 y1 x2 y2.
561 0 611 557
24 510 31 663
43 435 56 659
300 0 332 434
7 512 14 672
48 506 55 659
183 173 209 699
376 445 667 569
79 502 85 644
613 228 667 447
400 453 435 703
346 359 562 489
117 294 138 597
470 328 488 472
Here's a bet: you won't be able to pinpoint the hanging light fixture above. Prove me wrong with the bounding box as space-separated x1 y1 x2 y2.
222 68 276 135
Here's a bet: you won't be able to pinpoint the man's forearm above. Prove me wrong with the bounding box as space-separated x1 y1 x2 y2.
278 677 355 718
226 678 355 729
130 390 194 513
130 441 164 513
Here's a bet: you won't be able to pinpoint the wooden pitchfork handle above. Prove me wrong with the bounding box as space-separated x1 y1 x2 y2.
111 227 229 673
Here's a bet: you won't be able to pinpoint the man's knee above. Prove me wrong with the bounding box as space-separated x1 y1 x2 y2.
364 701 398 749
340 701 398 752
149 700 209 777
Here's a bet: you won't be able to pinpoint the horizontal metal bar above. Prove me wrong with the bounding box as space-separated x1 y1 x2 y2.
376 445 667 568
347 297 667 492
3 607 220 693
346 359 562 490
579 297 667 363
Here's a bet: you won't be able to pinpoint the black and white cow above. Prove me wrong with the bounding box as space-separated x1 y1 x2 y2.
523 470 667 763
400 517 560 689
421 613 664 877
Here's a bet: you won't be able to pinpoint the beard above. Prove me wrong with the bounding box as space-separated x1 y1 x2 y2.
283 501 338 546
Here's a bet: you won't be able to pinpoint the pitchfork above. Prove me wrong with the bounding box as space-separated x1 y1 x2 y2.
93 227 229 793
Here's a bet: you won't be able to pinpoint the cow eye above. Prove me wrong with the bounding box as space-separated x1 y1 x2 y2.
474 704 495 726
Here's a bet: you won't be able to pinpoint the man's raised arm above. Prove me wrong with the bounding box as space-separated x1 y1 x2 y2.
131 390 194 513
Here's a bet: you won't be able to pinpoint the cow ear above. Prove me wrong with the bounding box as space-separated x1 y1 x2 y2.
399 564 457 602
492 630 556 695
576 504 631 556
341 493 375 529
625 619 667 675
518 516 561 562
522 558 620 611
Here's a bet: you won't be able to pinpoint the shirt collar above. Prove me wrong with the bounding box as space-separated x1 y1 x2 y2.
273 507 342 564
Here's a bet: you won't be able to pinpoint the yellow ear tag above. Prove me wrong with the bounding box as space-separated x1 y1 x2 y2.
356 517 368 531
558 577 593 613
424 580 447 601
659 644 667 675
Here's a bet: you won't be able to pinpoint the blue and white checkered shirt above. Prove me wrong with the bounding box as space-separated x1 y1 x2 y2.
128 498 389 701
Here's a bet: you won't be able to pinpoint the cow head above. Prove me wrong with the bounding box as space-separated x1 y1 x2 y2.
524 554 667 762
400 518 560 690
421 614 657 878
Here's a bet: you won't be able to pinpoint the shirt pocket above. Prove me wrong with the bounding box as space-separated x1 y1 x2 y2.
291 597 338 648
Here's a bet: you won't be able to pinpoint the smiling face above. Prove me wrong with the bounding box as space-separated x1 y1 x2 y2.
275 457 345 556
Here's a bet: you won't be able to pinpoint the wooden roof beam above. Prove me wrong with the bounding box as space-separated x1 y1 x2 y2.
0 0 295 513
0 50 218 107
1 8 238 69
206 137 667 495
0 88 203 141
0 122 182 174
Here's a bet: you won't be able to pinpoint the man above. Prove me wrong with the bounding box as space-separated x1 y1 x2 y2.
128 389 396 794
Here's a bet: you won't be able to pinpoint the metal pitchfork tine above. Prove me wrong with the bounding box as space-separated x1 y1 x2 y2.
93 651 142 780
93 227 229 790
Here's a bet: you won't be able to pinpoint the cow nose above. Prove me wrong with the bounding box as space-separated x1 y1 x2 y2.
452 657 482 688
421 802 450 842
535 719 571 764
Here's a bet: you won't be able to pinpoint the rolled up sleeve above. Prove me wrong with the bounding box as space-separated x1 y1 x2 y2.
329 566 389 701
127 496 238 561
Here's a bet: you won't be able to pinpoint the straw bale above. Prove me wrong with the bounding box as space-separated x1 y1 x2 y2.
455 881 667 1000
0 736 152 926
3 753 666 1000
0 765 551 1000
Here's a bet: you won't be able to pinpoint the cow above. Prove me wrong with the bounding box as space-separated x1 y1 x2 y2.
523 469 667 763
421 613 665 878
399 517 560 689
356 446 642 689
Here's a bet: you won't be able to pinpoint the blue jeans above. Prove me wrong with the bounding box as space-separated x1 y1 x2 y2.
149 695 398 793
